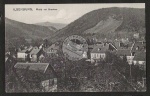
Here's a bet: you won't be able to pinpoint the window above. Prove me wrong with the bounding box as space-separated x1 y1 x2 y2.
101 54 105 58
132 52 135 56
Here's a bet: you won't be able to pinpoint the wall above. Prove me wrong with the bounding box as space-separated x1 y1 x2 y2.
41 78 57 92
17 52 26 59
91 53 106 60
126 56 134 64
31 55 37 62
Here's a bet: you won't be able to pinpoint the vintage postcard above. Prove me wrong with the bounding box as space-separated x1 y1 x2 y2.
5 3 146 92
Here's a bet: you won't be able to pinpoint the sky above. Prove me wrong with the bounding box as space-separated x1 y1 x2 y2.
5 3 145 24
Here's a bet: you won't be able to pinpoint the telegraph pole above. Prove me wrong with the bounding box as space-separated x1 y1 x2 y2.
129 62 132 84
130 64 132 84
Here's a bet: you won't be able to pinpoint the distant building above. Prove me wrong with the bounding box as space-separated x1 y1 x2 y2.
116 49 134 64
133 51 146 71
39 54 45 62
131 41 146 56
113 40 133 50
114 41 146 65
17 46 33 62
91 44 106 62
43 44 59 57
29 47 42 62
14 63 57 92
90 43 116 63
17 49 28 62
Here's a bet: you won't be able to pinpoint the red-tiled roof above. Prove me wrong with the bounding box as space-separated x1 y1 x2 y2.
14 63 49 73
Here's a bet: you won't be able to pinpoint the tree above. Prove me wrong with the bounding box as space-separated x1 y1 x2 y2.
32 38 43 47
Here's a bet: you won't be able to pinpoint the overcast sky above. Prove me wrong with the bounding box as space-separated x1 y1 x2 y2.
5 3 145 24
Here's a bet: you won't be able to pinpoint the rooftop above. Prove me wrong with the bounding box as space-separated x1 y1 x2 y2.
91 44 109 53
29 47 41 55
133 51 146 61
116 49 131 56
14 62 49 73
43 43 59 52
131 41 146 52
112 41 133 50
19 49 28 53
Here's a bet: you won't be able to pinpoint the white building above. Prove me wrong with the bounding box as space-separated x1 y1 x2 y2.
17 50 28 61
90 44 108 63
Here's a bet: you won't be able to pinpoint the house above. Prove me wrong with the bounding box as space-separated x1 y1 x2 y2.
43 43 59 57
131 41 146 56
14 63 57 92
113 40 133 50
103 42 117 51
90 44 109 63
39 54 45 62
88 42 117 60
17 49 28 62
133 51 146 71
17 46 33 62
116 49 134 64
29 47 42 62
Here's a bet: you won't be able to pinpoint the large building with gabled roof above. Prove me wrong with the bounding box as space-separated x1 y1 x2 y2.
90 43 116 63
14 62 57 92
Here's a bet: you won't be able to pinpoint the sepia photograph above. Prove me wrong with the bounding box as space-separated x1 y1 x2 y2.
5 3 146 92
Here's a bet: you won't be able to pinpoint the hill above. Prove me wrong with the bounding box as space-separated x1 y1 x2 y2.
5 18 55 40
35 22 67 30
49 7 145 43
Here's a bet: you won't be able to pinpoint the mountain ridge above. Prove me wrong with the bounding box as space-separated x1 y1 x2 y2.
35 22 67 30
5 17 56 40
48 7 145 43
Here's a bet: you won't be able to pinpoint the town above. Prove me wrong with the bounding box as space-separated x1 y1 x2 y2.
5 33 146 92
